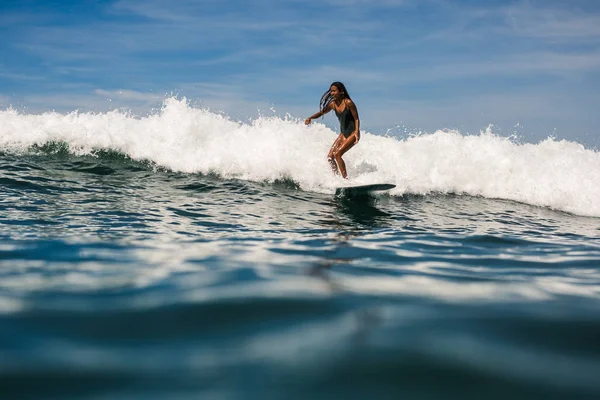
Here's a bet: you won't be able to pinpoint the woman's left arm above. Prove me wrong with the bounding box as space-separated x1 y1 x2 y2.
348 100 360 144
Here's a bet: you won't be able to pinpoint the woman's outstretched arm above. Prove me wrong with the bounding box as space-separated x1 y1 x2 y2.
305 103 332 125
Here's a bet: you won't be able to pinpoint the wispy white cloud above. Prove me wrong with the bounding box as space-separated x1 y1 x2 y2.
0 71 47 81
320 0 411 6
503 2 600 41
19 89 166 115
0 94 11 106
20 93 118 113
111 0 301 30
94 89 163 102
396 51 600 83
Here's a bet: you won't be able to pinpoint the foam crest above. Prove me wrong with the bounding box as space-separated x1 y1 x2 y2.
1 97 599 217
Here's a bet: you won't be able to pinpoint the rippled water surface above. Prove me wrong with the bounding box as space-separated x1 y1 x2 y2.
1 153 600 399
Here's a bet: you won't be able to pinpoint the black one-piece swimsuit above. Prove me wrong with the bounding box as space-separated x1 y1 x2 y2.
335 106 355 138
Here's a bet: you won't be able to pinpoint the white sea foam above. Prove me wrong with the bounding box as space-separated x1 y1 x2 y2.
1 97 599 217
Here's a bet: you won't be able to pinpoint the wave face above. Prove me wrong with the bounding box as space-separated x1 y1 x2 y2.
1 97 598 217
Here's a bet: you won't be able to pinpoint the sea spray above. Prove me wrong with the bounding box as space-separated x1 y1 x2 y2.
1 97 599 217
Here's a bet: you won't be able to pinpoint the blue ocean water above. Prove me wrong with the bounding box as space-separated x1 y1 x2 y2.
1 100 599 399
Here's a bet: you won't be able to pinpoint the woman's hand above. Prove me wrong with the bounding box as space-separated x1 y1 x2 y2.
353 131 360 144
304 118 312 125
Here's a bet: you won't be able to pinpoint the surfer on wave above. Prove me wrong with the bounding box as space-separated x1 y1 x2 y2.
305 82 360 179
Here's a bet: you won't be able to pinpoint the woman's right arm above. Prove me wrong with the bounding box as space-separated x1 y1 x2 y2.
305 104 331 125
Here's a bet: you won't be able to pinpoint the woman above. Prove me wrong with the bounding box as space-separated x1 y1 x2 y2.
305 82 360 179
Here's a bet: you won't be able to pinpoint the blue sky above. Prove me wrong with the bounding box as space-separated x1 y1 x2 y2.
1 0 600 146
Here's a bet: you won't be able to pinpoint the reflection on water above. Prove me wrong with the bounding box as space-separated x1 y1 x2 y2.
334 195 392 228
308 199 387 345
309 259 384 345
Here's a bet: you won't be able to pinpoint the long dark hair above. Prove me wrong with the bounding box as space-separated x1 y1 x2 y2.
319 82 351 112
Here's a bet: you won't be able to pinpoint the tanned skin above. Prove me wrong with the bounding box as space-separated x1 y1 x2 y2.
305 84 360 179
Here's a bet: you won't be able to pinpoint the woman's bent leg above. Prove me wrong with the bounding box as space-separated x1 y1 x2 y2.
328 135 344 175
333 136 357 179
